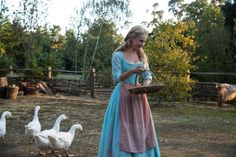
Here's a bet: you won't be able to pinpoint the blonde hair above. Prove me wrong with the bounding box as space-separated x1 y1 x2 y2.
115 25 149 69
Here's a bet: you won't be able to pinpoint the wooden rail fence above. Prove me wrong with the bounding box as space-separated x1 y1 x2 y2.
1 66 236 105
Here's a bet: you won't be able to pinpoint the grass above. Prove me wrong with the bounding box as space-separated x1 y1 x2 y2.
155 102 236 157
0 96 235 157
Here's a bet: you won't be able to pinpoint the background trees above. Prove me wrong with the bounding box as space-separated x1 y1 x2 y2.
81 19 123 72
0 0 236 100
183 0 236 82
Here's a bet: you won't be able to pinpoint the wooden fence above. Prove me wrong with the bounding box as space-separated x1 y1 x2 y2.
0 66 114 98
190 82 219 102
1 66 236 105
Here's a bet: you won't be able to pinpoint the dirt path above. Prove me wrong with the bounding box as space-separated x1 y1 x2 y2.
0 95 235 157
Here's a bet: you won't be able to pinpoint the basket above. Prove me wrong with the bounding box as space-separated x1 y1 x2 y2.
128 84 165 94
6 85 19 100
0 77 8 98
128 71 165 94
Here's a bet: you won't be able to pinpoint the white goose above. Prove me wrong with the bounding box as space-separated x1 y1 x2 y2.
48 124 83 157
25 105 41 142
34 114 68 155
0 111 12 144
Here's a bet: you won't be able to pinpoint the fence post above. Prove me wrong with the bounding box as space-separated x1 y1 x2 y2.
90 68 96 98
48 66 52 79
187 70 190 102
9 65 13 77
187 70 190 83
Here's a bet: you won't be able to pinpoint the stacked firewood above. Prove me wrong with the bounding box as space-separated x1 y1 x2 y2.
18 81 52 95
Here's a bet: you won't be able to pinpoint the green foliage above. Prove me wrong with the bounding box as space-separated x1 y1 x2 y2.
81 18 123 72
0 55 15 76
84 0 131 21
0 42 5 55
184 0 236 82
0 0 8 19
1 0 235 88
146 21 197 101
62 29 78 70
0 20 25 57
221 0 236 74
0 20 64 77
23 26 64 77
25 51 62 77
13 0 49 31
10 0 50 68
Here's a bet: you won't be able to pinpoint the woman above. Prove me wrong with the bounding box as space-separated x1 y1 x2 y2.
97 25 161 157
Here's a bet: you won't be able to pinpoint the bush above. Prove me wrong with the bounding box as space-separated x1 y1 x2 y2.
0 55 15 77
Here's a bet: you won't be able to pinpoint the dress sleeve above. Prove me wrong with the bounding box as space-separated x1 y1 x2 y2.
112 51 122 83
141 64 152 81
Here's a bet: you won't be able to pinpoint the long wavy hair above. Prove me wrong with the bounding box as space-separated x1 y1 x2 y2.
115 25 149 69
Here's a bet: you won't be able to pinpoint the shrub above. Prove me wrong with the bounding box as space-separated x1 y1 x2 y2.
0 55 15 77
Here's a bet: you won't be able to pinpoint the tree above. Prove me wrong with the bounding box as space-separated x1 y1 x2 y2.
0 0 8 20
82 18 123 73
12 0 49 68
221 0 236 65
146 21 197 100
21 25 64 76
168 0 186 21
73 0 131 78
62 29 79 70
0 20 25 65
147 2 164 28
0 55 15 76
184 0 236 82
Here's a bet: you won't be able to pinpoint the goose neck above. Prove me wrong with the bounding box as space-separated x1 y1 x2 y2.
52 117 63 131
33 109 39 121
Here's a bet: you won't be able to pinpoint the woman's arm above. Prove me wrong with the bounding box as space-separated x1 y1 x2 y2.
119 67 144 82
142 64 153 86
112 52 144 83
143 79 152 86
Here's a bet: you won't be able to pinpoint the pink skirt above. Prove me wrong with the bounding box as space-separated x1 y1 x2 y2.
119 83 156 153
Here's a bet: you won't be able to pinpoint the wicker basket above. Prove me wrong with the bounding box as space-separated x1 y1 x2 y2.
6 85 19 100
128 84 165 94
0 77 8 98
128 72 165 94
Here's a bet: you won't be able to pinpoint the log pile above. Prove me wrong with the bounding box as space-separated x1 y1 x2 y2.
18 81 52 95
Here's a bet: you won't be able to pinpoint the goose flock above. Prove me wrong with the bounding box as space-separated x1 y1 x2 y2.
0 105 83 157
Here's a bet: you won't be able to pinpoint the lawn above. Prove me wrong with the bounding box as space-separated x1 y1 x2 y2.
0 95 235 157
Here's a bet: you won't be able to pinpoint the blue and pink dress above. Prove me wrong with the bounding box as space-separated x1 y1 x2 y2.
97 51 161 157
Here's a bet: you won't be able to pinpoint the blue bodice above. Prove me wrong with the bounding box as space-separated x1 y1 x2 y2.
112 51 152 84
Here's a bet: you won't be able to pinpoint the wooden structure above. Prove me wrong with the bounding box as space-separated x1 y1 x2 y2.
190 82 219 102
2 67 114 98
1 66 236 106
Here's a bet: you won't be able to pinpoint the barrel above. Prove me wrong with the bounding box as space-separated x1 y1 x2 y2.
0 77 8 98
6 86 19 100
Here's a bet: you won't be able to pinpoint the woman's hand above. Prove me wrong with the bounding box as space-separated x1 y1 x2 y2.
119 66 145 82
132 66 145 74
